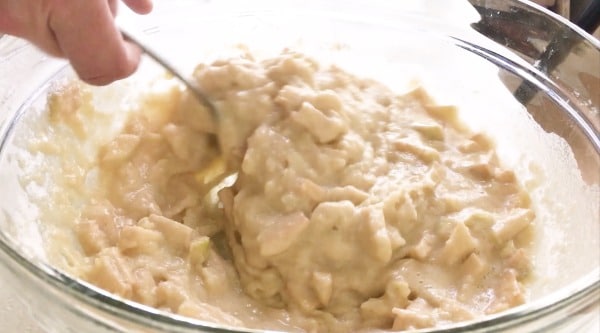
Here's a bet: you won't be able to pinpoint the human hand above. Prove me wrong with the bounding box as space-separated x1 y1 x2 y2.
0 0 153 85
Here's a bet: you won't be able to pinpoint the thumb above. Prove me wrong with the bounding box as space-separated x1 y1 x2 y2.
49 0 141 85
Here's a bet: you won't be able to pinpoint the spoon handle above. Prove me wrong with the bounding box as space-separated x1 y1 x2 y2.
120 29 218 118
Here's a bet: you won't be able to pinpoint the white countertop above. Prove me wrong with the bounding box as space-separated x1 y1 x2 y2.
0 278 44 333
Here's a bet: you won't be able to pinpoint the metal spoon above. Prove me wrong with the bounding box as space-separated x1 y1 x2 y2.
120 30 229 188
120 30 218 120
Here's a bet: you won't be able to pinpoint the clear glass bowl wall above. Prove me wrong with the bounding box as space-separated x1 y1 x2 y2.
0 0 598 332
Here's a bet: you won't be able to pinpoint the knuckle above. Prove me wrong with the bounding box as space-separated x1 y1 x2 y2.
113 53 139 79
78 53 138 86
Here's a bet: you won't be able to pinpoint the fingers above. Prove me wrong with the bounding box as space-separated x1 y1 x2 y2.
0 1 64 57
48 0 141 85
108 0 119 16
1 0 154 86
122 0 154 14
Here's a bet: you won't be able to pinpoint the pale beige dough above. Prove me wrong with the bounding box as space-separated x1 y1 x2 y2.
34 51 535 332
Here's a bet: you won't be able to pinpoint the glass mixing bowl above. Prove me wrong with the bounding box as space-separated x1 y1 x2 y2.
0 0 598 332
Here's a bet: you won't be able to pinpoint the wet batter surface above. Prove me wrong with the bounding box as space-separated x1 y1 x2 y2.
30 51 534 332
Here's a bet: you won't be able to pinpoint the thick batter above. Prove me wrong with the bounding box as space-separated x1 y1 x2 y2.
37 51 534 332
